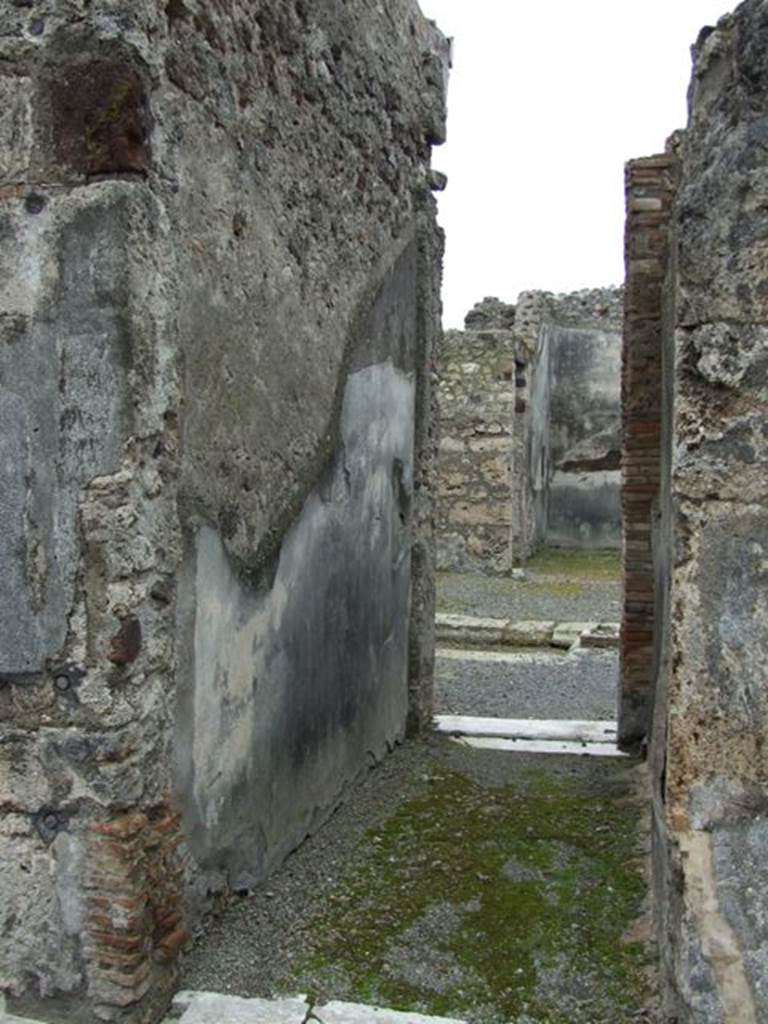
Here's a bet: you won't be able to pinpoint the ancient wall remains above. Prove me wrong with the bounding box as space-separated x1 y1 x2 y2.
434 300 519 573
619 154 678 750
435 289 622 574
0 2 448 1021
641 3 768 1019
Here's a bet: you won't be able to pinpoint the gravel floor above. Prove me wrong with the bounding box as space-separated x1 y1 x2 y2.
181 738 656 1024
182 562 635 1020
181 742 435 999
437 572 622 624
435 648 619 721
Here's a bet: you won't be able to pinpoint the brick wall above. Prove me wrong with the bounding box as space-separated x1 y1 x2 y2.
86 804 185 1022
619 154 678 749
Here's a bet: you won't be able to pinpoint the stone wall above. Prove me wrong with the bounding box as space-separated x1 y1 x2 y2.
0 3 447 1021
435 289 622 573
641 3 768 1019
434 301 519 573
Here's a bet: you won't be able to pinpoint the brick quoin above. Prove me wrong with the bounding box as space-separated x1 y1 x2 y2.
618 154 677 751
85 802 186 1022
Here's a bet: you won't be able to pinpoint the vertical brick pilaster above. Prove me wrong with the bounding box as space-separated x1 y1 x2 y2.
619 154 678 750
85 802 186 1022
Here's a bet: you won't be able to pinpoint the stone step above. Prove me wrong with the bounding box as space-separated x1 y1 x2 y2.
434 714 618 743
434 715 626 759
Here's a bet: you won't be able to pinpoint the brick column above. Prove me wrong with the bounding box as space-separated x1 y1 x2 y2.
619 154 677 750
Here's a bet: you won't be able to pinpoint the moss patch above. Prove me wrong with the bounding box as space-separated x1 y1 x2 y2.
527 579 583 598
294 757 652 1023
524 548 621 581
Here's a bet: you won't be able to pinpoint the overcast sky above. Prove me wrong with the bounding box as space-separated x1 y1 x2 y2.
417 0 732 328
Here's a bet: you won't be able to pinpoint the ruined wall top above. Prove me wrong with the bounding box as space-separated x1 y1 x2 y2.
463 296 517 331
460 287 622 338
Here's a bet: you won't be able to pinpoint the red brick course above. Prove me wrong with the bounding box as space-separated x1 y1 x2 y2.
85 802 186 1021
619 154 678 750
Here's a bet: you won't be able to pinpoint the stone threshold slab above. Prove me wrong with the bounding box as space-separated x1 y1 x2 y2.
169 992 309 1023
434 714 618 743
452 736 629 758
168 992 466 1024
435 613 619 651
436 645 565 664
314 1000 466 1024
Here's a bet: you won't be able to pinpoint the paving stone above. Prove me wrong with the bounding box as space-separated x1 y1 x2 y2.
500 619 555 646
551 622 597 649
580 622 620 648
173 992 309 1023
435 613 557 648
314 1000 467 1024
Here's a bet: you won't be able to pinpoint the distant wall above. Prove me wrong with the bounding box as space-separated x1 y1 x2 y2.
544 293 623 549
435 309 518 573
435 290 621 574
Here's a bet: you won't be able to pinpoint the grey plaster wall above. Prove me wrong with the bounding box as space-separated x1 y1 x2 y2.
175 250 419 896
546 322 622 549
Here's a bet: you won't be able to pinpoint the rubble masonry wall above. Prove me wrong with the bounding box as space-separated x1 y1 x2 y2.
0 2 447 1020
648 3 768 1018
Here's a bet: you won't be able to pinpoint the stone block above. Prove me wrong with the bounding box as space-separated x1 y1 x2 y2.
500 620 555 647
315 1001 466 1024
0 77 32 182
175 993 309 1023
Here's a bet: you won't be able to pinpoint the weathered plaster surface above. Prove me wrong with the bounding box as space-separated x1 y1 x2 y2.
546 320 622 549
175 358 415 894
0 186 136 676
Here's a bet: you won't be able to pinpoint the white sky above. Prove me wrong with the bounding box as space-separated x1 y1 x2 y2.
417 0 732 328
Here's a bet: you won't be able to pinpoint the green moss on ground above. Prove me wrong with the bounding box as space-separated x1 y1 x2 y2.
524 548 621 581
526 579 583 598
294 759 652 1023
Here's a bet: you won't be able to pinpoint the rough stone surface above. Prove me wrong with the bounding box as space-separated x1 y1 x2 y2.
644 4 768 1020
434 321 518 573
0 3 447 1021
